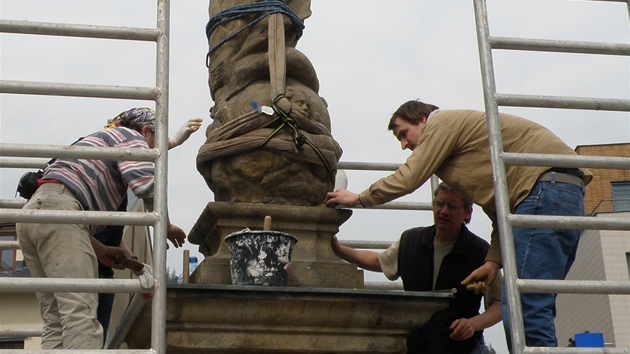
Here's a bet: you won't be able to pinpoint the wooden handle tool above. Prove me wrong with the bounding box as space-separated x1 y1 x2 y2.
263 215 272 231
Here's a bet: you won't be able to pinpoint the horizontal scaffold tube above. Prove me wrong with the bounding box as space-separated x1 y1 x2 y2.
503 152 630 170
340 240 394 249
338 161 402 171
509 214 630 231
0 157 48 169
0 328 42 338
0 80 159 100
0 241 19 250
495 93 630 112
0 277 152 294
0 209 158 226
0 143 159 162
0 200 26 209
490 36 630 56
518 279 630 295
0 19 161 41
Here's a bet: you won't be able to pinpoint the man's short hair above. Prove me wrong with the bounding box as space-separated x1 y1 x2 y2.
388 100 440 131
433 182 473 223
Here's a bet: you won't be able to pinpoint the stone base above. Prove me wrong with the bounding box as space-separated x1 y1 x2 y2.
188 202 364 288
125 285 452 353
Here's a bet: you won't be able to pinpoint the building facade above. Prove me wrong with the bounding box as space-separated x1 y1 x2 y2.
555 143 630 348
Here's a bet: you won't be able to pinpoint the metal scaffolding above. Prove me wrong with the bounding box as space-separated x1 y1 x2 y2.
473 0 630 353
0 0 171 353
1 1 629 353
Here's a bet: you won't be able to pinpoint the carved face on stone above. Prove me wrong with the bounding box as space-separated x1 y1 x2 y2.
287 87 310 118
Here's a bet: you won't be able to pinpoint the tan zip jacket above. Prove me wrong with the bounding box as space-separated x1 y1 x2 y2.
359 109 593 265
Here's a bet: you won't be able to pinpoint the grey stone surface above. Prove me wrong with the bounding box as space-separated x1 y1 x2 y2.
188 202 364 289
126 285 452 353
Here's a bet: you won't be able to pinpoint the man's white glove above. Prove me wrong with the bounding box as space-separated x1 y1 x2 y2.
133 263 155 290
169 118 203 148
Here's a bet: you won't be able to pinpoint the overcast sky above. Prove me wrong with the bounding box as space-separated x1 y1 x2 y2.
1 1 629 351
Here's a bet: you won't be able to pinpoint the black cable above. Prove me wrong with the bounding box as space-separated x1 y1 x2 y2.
259 95 336 184
205 0 305 67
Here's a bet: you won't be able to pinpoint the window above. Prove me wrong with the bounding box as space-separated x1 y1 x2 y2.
0 235 17 272
0 224 17 272
0 339 25 349
611 182 630 212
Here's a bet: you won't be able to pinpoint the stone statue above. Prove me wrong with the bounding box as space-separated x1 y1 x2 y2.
197 0 342 206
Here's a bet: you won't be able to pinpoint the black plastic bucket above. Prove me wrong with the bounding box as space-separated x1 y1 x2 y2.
224 229 298 286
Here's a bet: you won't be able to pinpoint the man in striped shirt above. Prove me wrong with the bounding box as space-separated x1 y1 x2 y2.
17 107 187 349
94 115 202 342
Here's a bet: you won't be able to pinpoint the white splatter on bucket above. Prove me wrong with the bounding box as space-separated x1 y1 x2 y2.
224 229 298 286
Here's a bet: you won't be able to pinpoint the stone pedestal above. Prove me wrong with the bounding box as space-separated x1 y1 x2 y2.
121 203 454 353
125 285 452 353
188 202 364 288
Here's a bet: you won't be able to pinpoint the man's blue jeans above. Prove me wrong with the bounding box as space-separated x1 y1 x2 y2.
502 180 584 350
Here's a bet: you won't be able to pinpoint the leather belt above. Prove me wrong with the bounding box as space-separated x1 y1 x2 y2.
537 171 584 188
548 167 584 179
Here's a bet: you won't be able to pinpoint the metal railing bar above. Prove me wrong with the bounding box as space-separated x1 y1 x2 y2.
1 200 429 211
490 36 630 56
0 241 19 250
0 80 159 100
0 209 158 226
151 0 170 352
509 214 630 230
503 152 630 170
495 93 630 112
473 0 528 350
0 328 42 338
0 19 161 41
340 240 394 249
351 201 432 211
0 158 48 169
0 200 27 209
0 143 159 162
0 278 152 294
337 161 402 171
0 243 398 293
518 279 630 294
330 201 431 211
326 161 435 211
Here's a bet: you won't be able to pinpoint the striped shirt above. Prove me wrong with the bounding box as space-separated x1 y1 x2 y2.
43 127 155 234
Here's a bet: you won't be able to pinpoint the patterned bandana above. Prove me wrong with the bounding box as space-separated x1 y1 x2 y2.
104 107 156 132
